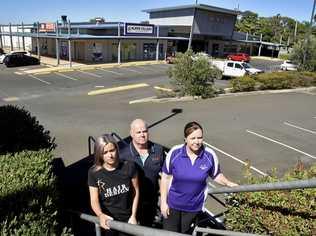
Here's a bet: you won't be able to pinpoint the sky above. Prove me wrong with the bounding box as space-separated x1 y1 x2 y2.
0 0 314 24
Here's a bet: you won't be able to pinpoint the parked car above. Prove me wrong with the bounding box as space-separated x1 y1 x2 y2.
4 54 40 67
280 60 298 71
226 53 250 62
210 60 263 77
0 51 30 64
166 53 176 64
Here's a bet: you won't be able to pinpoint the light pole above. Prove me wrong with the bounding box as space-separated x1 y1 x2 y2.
187 0 198 51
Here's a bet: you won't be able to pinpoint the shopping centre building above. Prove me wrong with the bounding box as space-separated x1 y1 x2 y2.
0 4 282 65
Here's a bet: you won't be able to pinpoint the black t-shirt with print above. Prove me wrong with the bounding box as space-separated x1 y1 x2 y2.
88 160 137 221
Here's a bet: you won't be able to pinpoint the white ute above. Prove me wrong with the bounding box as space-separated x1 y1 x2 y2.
211 60 263 77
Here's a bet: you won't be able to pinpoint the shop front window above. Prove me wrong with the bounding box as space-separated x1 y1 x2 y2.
143 43 164 60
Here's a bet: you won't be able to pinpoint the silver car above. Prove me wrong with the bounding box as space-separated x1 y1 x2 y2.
280 60 298 71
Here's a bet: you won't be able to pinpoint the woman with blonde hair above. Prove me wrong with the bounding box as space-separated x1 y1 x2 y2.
88 134 139 235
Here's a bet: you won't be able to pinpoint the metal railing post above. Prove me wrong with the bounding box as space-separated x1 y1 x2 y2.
95 223 101 236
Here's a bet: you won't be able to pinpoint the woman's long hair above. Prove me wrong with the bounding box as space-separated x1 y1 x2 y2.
94 134 119 168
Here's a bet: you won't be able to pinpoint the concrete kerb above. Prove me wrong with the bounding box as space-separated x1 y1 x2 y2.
23 60 165 75
129 86 316 105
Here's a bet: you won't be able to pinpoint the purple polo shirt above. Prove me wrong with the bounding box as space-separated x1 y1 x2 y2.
162 144 221 212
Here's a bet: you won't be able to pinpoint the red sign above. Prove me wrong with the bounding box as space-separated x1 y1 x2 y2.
39 23 55 32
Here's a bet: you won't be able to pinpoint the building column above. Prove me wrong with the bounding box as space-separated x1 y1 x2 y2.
0 25 3 49
117 23 121 64
36 22 41 59
22 22 25 51
155 25 160 61
118 39 121 64
258 34 263 57
55 21 60 65
9 23 13 51
68 20 72 67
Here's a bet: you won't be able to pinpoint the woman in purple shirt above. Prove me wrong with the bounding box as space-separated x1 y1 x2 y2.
160 121 238 234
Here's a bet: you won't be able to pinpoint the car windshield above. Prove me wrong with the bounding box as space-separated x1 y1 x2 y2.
242 62 253 69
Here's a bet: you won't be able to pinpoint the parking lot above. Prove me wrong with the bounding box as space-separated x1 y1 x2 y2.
0 58 315 215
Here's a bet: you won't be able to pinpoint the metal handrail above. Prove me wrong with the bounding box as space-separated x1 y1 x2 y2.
88 136 95 156
208 178 316 194
110 132 128 146
80 213 187 236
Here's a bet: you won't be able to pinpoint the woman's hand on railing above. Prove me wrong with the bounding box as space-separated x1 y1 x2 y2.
128 215 137 224
160 202 170 219
98 213 113 229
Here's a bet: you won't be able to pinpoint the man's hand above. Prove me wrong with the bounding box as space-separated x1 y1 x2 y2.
160 202 170 219
98 213 113 229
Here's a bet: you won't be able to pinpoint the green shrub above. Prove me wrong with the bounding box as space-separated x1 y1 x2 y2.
0 105 56 154
278 54 290 60
290 35 316 72
225 162 316 235
297 71 316 86
0 150 70 235
255 72 307 90
230 76 256 92
168 50 221 98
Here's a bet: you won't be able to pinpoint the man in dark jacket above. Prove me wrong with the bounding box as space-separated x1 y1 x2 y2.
120 119 165 227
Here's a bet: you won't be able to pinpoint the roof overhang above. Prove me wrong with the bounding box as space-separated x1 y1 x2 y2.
143 4 239 16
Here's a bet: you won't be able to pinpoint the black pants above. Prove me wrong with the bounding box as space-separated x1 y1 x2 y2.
163 208 199 234
138 201 157 227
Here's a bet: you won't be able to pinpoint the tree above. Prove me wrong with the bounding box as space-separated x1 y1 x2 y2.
290 35 316 71
236 11 260 35
167 50 221 98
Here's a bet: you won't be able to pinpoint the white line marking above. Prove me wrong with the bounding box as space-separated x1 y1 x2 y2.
246 130 316 160
203 141 268 176
54 72 78 81
98 68 123 75
78 70 102 78
95 85 105 88
28 74 51 85
313 117 316 119
137 66 157 72
284 122 316 134
120 67 142 74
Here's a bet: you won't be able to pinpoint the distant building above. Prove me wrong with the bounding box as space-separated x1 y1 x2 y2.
0 4 283 64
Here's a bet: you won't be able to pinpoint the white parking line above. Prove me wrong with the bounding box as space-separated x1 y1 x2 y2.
98 68 123 76
78 70 102 78
246 130 316 160
54 72 78 81
284 122 316 134
203 141 268 176
137 66 157 72
28 74 51 85
120 67 142 74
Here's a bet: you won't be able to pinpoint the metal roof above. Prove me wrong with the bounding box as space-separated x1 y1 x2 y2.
143 4 239 15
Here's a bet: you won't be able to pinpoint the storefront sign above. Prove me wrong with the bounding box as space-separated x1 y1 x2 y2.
124 23 154 36
39 23 55 32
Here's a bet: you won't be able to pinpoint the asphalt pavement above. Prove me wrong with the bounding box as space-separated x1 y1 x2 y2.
0 59 315 217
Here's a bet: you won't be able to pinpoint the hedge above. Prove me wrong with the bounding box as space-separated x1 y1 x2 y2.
230 71 316 92
225 162 316 235
0 150 71 235
0 105 56 155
